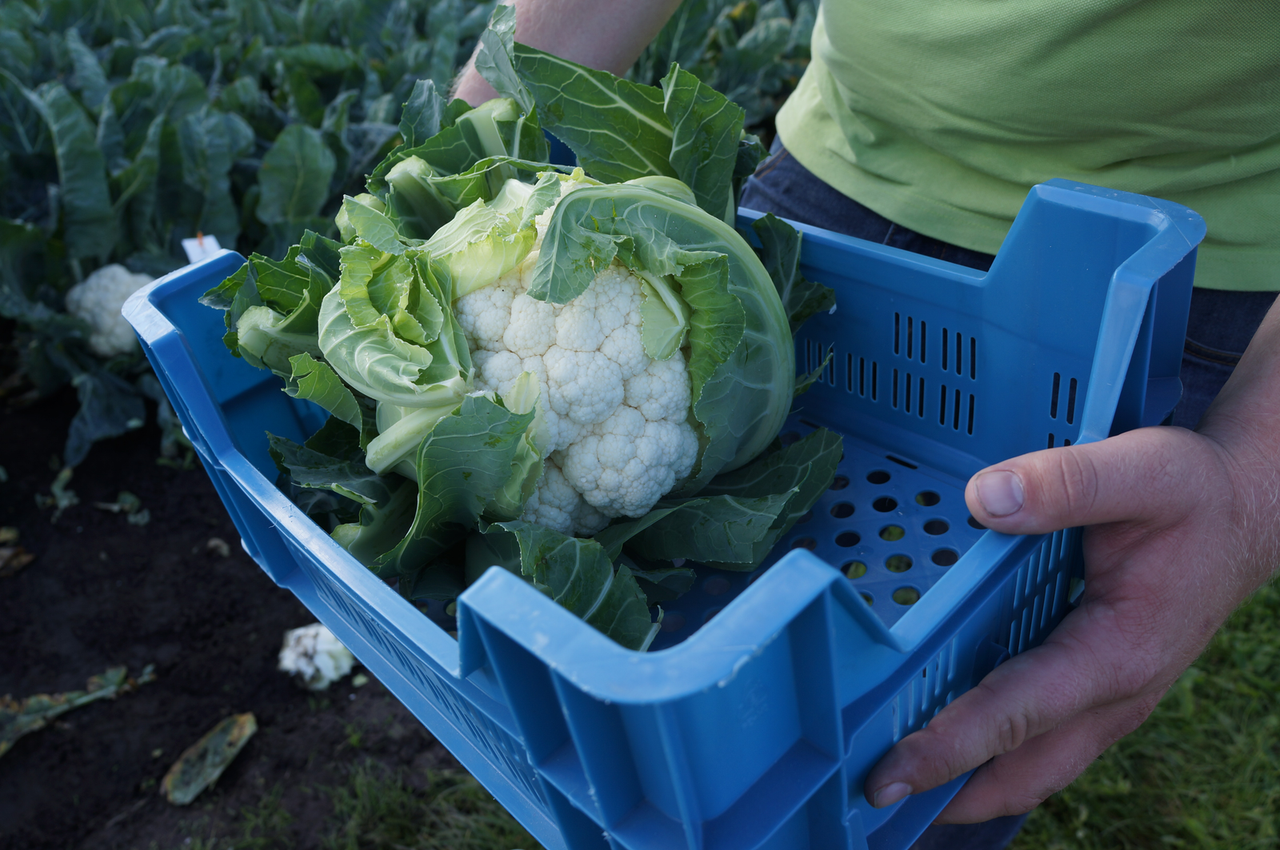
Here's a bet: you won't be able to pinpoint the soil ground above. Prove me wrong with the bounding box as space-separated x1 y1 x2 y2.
0 382 510 850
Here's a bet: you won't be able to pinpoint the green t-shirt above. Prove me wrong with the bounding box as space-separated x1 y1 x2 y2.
775 1 1280 290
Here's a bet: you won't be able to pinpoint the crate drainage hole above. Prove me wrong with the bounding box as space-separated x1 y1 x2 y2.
893 587 920 605
791 537 818 550
703 607 723 623
915 490 941 506
932 549 960 566
830 475 850 490
886 554 913 573
873 496 898 512
880 525 906 542
836 531 861 547
867 470 891 484
924 519 949 535
860 592 874 605
844 561 867 579
831 502 855 518
968 516 986 529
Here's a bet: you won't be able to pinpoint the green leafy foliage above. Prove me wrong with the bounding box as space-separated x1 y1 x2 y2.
2 0 813 472
630 0 816 135
0 0 498 467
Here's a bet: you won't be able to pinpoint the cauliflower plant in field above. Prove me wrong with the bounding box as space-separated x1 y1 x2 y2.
65 264 154 357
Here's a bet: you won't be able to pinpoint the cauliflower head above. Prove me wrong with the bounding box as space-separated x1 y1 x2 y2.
458 251 698 535
65 264 154 358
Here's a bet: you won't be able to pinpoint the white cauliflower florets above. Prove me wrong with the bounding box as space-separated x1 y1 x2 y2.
277 623 356 691
65 264 154 357
455 236 699 536
520 460 610 536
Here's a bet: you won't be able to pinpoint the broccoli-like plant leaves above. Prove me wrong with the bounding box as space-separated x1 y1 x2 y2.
266 431 395 507
512 45 675 188
488 520 659 651
512 44 749 223
751 213 836 333
594 427 842 571
661 64 744 224
398 79 450 150
693 428 843 568
283 353 377 449
363 394 534 595
472 4 535 115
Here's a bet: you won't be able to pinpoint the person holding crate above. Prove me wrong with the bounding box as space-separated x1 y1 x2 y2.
455 2 1280 847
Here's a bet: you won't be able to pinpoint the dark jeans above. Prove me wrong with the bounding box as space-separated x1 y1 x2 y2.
739 144 1275 849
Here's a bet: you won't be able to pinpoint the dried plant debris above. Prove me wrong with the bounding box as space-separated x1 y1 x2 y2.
161 713 258 805
34 467 79 522
93 491 151 526
0 546 35 579
0 665 157 759
0 527 34 579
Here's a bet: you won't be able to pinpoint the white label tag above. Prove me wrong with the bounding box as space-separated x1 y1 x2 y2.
181 234 223 265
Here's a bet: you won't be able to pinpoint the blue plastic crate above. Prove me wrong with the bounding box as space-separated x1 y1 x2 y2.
124 179 1203 850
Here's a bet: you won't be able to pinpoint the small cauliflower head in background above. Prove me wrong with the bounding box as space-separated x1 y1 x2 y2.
65 264 154 358
455 187 699 537
277 623 356 691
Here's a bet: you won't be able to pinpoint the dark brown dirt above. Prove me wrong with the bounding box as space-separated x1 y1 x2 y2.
0 385 460 850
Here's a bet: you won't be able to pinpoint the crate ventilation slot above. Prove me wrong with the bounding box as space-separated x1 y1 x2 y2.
1047 372 1080 447
831 328 979 435
891 636 960 742
845 353 883 401
935 324 977 380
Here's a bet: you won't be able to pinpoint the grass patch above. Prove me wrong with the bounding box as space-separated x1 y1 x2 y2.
156 785 294 850
322 761 542 850
167 765 539 850
1013 581 1280 849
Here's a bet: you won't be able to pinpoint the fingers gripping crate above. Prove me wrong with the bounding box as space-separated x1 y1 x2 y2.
124 179 1203 850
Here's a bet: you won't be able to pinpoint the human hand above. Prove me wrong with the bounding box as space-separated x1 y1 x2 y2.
863 414 1280 822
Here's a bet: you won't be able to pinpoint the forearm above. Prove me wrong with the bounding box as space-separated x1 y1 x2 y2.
452 0 684 105
1196 293 1280 592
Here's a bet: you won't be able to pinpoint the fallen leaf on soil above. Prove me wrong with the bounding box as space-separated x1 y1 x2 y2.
0 665 157 759
0 546 35 578
161 713 258 806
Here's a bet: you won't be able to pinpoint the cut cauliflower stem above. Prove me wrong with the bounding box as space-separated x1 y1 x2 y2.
457 253 698 536
65 264 154 357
